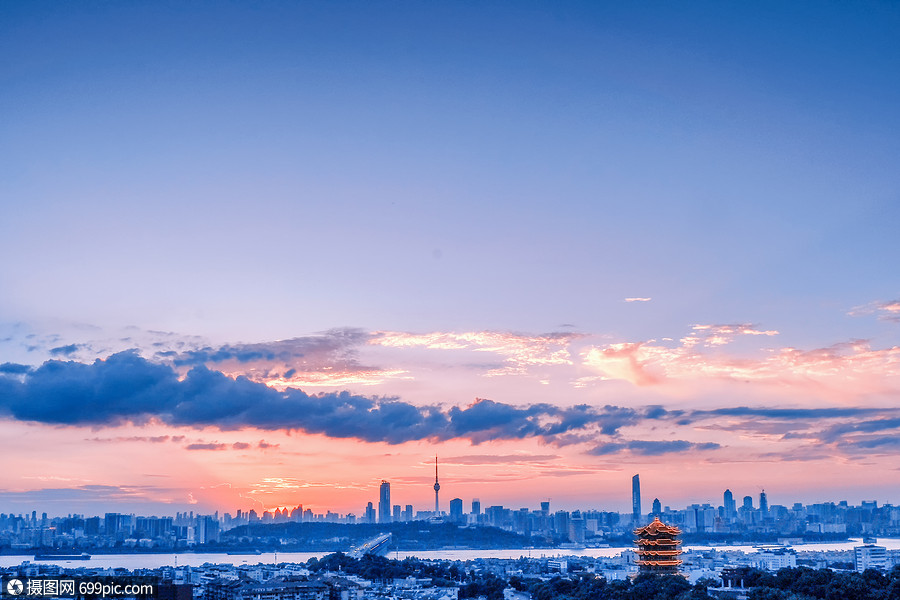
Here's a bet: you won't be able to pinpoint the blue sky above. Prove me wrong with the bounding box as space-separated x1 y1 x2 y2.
1 1 899 513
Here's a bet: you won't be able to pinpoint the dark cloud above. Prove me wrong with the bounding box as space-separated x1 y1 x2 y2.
688 408 900 453
588 440 721 456
445 400 640 444
0 351 179 426
185 443 228 451
693 407 884 420
162 328 371 368
87 436 173 443
644 405 679 419
817 418 900 443
232 442 251 450
837 436 900 451
49 344 80 356
0 363 31 375
0 351 652 446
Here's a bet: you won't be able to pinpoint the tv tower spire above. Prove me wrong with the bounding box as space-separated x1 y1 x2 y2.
433 455 440 513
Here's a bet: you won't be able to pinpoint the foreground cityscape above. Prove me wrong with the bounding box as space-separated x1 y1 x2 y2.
2 473 899 598
2 530 898 600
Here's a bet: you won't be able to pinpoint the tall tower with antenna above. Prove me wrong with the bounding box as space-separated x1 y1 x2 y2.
433 455 441 513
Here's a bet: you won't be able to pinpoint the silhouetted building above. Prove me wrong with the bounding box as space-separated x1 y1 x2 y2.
471 499 481 515
632 474 642 524
724 489 735 518
569 510 585 544
196 515 219 544
449 498 463 522
378 481 391 524
634 517 682 575
652 498 662 517
759 490 768 516
554 510 569 537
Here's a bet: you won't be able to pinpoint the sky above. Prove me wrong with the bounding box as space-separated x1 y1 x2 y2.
1 0 899 517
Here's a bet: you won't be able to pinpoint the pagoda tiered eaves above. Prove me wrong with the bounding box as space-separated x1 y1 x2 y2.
633 516 683 575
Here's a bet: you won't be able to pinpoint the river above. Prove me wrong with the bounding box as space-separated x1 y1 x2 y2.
3 539 899 569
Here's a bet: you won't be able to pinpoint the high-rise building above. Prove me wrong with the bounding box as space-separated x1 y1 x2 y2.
568 511 585 544
450 498 463 522
724 489 735 518
652 498 662 517
404 505 413 521
540 501 550 516
196 515 220 544
743 496 753 510
759 490 768 515
392 505 401 522
433 456 441 513
632 474 642 524
472 499 481 515
378 481 391 524
365 502 376 524
554 510 569 537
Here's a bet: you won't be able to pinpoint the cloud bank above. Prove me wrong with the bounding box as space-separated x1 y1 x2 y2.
0 351 650 445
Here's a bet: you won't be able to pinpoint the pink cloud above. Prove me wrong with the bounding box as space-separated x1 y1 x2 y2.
582 329 900 397
372 330 583 376
681 323 779 348
849 299 900 322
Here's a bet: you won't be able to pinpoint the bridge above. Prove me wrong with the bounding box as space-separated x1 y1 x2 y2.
348 533 392 559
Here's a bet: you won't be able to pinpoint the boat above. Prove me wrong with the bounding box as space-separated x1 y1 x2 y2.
33 552 91 561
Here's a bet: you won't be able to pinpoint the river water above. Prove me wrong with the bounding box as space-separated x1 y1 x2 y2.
3 539 899 569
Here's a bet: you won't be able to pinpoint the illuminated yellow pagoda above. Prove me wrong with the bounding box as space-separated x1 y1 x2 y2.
634 517 683 575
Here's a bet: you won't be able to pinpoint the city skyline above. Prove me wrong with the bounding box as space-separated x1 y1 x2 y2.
1 1 899 515
2 480 893 525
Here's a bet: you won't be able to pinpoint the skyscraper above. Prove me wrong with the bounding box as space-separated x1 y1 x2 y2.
450 498 463 522
652 498 662 517
759 490 768 515
378 481 391 523
632 474 642 524
433 455 441 513
724 489 735 518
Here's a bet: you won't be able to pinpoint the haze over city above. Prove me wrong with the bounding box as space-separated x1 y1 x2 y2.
1 1 899 517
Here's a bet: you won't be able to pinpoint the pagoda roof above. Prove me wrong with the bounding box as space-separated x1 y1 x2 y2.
634 538 682 546
634 516 682 536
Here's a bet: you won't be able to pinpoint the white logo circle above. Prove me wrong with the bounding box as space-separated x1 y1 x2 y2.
6 579 24 596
